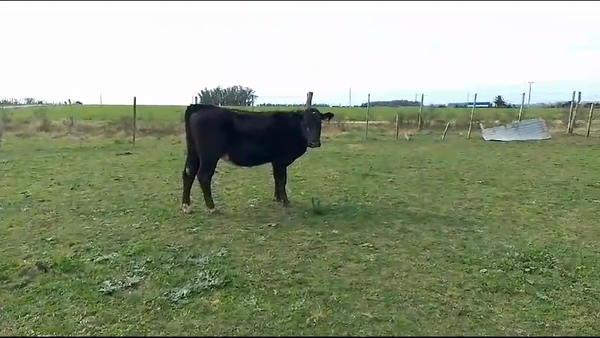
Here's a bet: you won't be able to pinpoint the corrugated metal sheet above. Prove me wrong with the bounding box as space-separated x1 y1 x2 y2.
481 118 551 142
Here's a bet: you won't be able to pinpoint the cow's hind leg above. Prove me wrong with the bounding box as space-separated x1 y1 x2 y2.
197 157 219 213
181 154 200 214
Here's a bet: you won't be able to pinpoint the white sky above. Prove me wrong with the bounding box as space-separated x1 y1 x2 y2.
1 1 599 105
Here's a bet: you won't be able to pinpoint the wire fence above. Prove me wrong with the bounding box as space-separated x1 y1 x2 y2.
1 88 600 147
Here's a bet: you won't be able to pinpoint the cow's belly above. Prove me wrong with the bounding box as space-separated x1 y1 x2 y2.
222 144 274 167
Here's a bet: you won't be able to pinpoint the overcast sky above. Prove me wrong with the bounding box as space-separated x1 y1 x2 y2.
1 1 599 105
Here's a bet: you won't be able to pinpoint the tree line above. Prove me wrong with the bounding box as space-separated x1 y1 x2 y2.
198 85 256 106
1 97 48 106
0 98 79 106
360 99 420 108
257 103 332 108
5 86 598 109
198 86 424 107
201 86 564 109
494 95 599 109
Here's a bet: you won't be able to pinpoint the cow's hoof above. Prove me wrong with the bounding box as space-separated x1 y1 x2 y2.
281 201 291 207
208 208 219 214
181 204 192 214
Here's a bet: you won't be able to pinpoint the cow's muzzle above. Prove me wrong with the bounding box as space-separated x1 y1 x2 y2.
308 141 321 148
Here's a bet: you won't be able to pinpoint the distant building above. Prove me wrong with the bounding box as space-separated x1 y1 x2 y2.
468 102 492 108
447 102 492 108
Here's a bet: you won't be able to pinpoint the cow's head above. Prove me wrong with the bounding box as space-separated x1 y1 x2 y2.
300 108 335 148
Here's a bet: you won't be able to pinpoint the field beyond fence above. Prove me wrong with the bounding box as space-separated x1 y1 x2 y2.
1 103 599 141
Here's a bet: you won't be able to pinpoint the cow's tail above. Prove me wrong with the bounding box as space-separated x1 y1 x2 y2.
184 104 198 157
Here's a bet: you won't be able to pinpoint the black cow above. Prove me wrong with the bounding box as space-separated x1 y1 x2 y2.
181 104 334 214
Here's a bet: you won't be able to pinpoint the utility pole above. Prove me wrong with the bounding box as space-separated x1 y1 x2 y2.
349 87 352 107
527 81 534 108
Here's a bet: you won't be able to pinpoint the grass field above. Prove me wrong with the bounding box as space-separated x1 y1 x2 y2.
2 124 600 335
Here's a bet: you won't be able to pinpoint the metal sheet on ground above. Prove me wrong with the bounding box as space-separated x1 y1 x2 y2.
481 118 551 142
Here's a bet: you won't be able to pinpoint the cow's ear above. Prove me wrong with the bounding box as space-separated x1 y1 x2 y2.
320 112 334 121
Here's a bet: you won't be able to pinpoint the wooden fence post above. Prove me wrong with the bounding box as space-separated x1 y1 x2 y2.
365 94 371 139
586 103 595 138
566 90 577 134
305 91 313 109
0 102 4 149
132 96 137 147
441 122 451 140
417 93 424 131
569 91 582 134
467 93 478 139
395 112 400 140
517 92 525 122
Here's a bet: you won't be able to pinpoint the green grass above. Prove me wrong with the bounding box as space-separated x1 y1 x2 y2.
2 128 600 335
2 104 574 125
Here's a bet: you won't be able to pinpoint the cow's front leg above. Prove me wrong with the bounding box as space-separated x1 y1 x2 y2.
272 163 290 206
